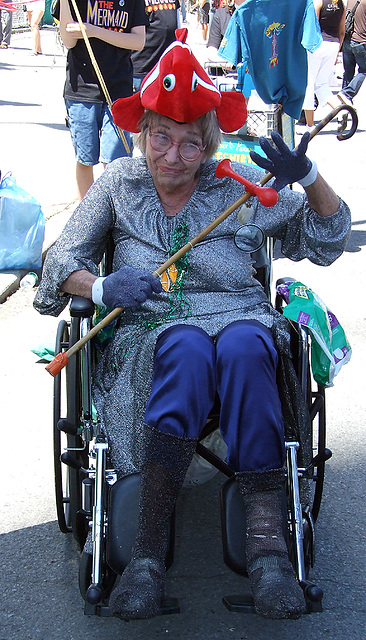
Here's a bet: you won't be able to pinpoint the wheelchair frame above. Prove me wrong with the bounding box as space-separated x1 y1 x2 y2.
52 240 330 617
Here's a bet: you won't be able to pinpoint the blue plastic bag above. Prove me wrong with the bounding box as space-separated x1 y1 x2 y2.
0 173 45 270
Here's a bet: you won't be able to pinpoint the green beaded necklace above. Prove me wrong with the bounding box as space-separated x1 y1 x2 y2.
94 221 192 357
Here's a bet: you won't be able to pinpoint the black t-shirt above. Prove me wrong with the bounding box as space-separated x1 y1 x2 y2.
131 0 179 78
320 0 344 42
64 0 148 103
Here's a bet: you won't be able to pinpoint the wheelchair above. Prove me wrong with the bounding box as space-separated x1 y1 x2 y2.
52 234 330 618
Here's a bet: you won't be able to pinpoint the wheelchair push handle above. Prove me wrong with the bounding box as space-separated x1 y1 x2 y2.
44 103 358 378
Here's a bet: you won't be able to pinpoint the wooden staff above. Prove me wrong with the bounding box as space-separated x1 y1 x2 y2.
68 0 130 154
45 103 357 377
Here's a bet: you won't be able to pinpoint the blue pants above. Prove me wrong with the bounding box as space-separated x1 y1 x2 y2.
342 39 366 101
145 321 285 472
65 100 131 165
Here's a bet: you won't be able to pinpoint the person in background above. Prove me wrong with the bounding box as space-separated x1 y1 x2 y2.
132 0 179 93
302 0 346 129
0 0 13 49
199 0 210 41
180 0 187 23
206 0 253 101
57 0 147 200
26 0 45 55
339 0 366 105
206 0 236 60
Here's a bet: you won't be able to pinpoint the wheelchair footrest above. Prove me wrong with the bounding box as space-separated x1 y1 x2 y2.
222 594 256 613
160 597 181 616
223 589 323 615
84 602 113 617
84 597 180 617
306 598 323 614
302 580 323 613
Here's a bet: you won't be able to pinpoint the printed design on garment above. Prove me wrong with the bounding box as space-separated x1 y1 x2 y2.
265 21 286 68
144 0 177 13
160 264 179 291
87 0 129 31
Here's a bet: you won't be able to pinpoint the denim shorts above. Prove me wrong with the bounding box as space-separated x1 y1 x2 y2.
65 100 132 165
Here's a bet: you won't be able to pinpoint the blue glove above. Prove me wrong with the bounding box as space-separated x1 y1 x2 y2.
92 265 162 309
249 131 317 192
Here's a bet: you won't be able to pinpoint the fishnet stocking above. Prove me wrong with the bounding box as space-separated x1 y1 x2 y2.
236 469 306 619
109 426 197 620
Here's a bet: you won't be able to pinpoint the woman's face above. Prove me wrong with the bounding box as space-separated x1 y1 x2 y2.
145 116 208 196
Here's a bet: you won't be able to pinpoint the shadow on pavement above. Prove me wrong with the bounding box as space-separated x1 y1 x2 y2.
2 463 366 640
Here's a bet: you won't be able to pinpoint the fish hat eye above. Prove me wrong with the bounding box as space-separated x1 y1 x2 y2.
192 71 199 91
163 74 176 91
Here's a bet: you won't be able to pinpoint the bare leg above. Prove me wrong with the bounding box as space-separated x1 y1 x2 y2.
27 10 44 54
304 109 314 127
76 162 94 200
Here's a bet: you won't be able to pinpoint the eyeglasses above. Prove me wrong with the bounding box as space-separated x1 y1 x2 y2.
149 132 206 162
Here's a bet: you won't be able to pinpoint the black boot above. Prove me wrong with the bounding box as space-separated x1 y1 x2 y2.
236 468 306 620
109 425 197 620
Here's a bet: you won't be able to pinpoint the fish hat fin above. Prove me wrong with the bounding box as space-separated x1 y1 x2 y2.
112 92 145 134
217 92 248 132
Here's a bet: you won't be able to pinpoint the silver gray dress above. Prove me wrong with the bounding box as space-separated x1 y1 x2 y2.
34 157 351 474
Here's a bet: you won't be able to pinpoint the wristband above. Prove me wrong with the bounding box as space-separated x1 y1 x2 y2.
92 277 106 307
298 161 318 187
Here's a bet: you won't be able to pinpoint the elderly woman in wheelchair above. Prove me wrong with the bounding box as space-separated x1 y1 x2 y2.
34 38 350 622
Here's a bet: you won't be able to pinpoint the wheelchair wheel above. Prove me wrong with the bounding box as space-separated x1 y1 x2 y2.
54 319 72 533
309 383 327 523
289 322 328 523
53 318 88 545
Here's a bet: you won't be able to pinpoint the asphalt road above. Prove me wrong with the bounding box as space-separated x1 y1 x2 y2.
0 283 365 640
1 20 366 640
1 186 366 640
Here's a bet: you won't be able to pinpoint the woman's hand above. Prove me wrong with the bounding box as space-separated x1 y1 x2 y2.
92 266 163 309
250 131 316 192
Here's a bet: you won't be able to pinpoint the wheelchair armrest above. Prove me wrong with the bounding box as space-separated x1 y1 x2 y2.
276 277 296 286
275 277 296 312
69 295 95 318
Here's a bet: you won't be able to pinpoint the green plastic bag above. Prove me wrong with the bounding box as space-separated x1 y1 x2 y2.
277 281 351 387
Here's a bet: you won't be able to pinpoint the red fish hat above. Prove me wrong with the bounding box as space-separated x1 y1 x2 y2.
112 29 247 133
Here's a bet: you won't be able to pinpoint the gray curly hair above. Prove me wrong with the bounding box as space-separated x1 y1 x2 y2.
134 109 222 160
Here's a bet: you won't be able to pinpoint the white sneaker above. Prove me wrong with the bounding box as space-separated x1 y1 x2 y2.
296 124 313 135
337 92 353 107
